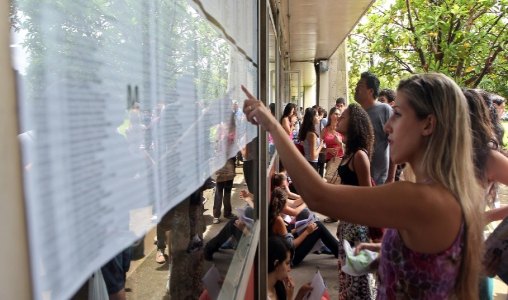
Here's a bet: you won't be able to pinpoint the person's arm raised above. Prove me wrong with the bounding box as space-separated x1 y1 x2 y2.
241 86 453 234
242 85 326 210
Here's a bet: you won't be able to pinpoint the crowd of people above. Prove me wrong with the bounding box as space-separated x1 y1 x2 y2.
147 70 508 299
241 71 507 299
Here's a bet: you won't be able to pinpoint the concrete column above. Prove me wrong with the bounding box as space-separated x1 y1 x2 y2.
318 65 329 108
326 42 349 110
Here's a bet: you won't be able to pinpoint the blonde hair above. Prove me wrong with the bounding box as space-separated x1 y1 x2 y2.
397 73 483 299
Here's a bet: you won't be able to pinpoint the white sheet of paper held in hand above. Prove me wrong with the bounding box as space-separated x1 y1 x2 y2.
202 264 222 300
305 270 326 300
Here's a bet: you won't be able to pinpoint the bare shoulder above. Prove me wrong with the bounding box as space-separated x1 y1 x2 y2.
391 181 459 211
273 216 287 234
275 215 286 227
353 149 369 162
392 182 462 252
352 150 370 170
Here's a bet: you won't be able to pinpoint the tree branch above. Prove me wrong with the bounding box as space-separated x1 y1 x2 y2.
455 58 464 78
446 13 456 45
349 33 375 44
405 0 427 70
484 12 505 37
465 44 504 87
389 50 415 73
382 69 413 77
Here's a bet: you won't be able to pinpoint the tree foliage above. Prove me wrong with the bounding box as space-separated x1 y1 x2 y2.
348 0 508 97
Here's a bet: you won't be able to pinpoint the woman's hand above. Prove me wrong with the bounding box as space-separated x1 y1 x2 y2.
295 283 313 300
242 85 278 131
283 275 296 300
240 189 249 198
304 222 318 235
327 148 337 156
354 242 381 255
234 219 245 230
240 189 254 207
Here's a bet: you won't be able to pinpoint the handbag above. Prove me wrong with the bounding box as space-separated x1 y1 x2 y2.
324 156 341 184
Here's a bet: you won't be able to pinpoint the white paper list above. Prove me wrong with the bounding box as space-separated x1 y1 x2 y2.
13 0 258 299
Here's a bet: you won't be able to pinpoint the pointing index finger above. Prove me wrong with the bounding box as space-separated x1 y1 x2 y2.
241 85 256 100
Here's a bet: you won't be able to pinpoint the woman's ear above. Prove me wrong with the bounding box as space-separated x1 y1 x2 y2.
422 114 436 136
273 259 279 267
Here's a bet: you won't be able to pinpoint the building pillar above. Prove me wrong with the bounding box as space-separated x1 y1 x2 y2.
325 42 348 110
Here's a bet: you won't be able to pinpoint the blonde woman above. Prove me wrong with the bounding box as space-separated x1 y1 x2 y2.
242 73 483 299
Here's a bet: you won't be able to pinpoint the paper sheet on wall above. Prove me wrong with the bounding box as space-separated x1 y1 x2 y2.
12 0 258 299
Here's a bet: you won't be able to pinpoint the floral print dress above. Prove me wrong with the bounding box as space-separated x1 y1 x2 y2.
336 153 377 299
337 221 377 299
377 226 463 299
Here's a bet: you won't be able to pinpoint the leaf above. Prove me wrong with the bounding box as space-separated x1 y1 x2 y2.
348 0 508 98
465 66 475 73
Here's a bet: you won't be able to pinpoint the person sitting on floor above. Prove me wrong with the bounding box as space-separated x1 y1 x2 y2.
204 190 254 261
269 187 339 266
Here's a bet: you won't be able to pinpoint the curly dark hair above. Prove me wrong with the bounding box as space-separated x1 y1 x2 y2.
343 103 374 160
269 187 287 224
298 107 318 141
379 88 396 103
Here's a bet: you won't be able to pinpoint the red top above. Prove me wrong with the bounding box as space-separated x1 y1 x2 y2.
322 127 344 160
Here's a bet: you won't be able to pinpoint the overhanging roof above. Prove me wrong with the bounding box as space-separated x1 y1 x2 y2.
282 0 375 62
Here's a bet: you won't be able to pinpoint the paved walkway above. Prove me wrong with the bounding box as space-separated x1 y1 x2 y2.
124 165 341 299
123 170 508 299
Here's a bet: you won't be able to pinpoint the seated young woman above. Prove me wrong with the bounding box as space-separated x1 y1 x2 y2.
269 187 338 266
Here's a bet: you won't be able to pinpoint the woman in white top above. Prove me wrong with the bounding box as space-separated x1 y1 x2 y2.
298 107 323 171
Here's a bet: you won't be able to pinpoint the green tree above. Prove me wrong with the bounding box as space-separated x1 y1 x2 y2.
348 0 508 97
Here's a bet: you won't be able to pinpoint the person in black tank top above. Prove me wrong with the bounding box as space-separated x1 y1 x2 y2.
337 155 359 186
335 104 377 299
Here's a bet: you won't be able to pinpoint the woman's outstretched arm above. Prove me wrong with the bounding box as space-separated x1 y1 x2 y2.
241 86 461 253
